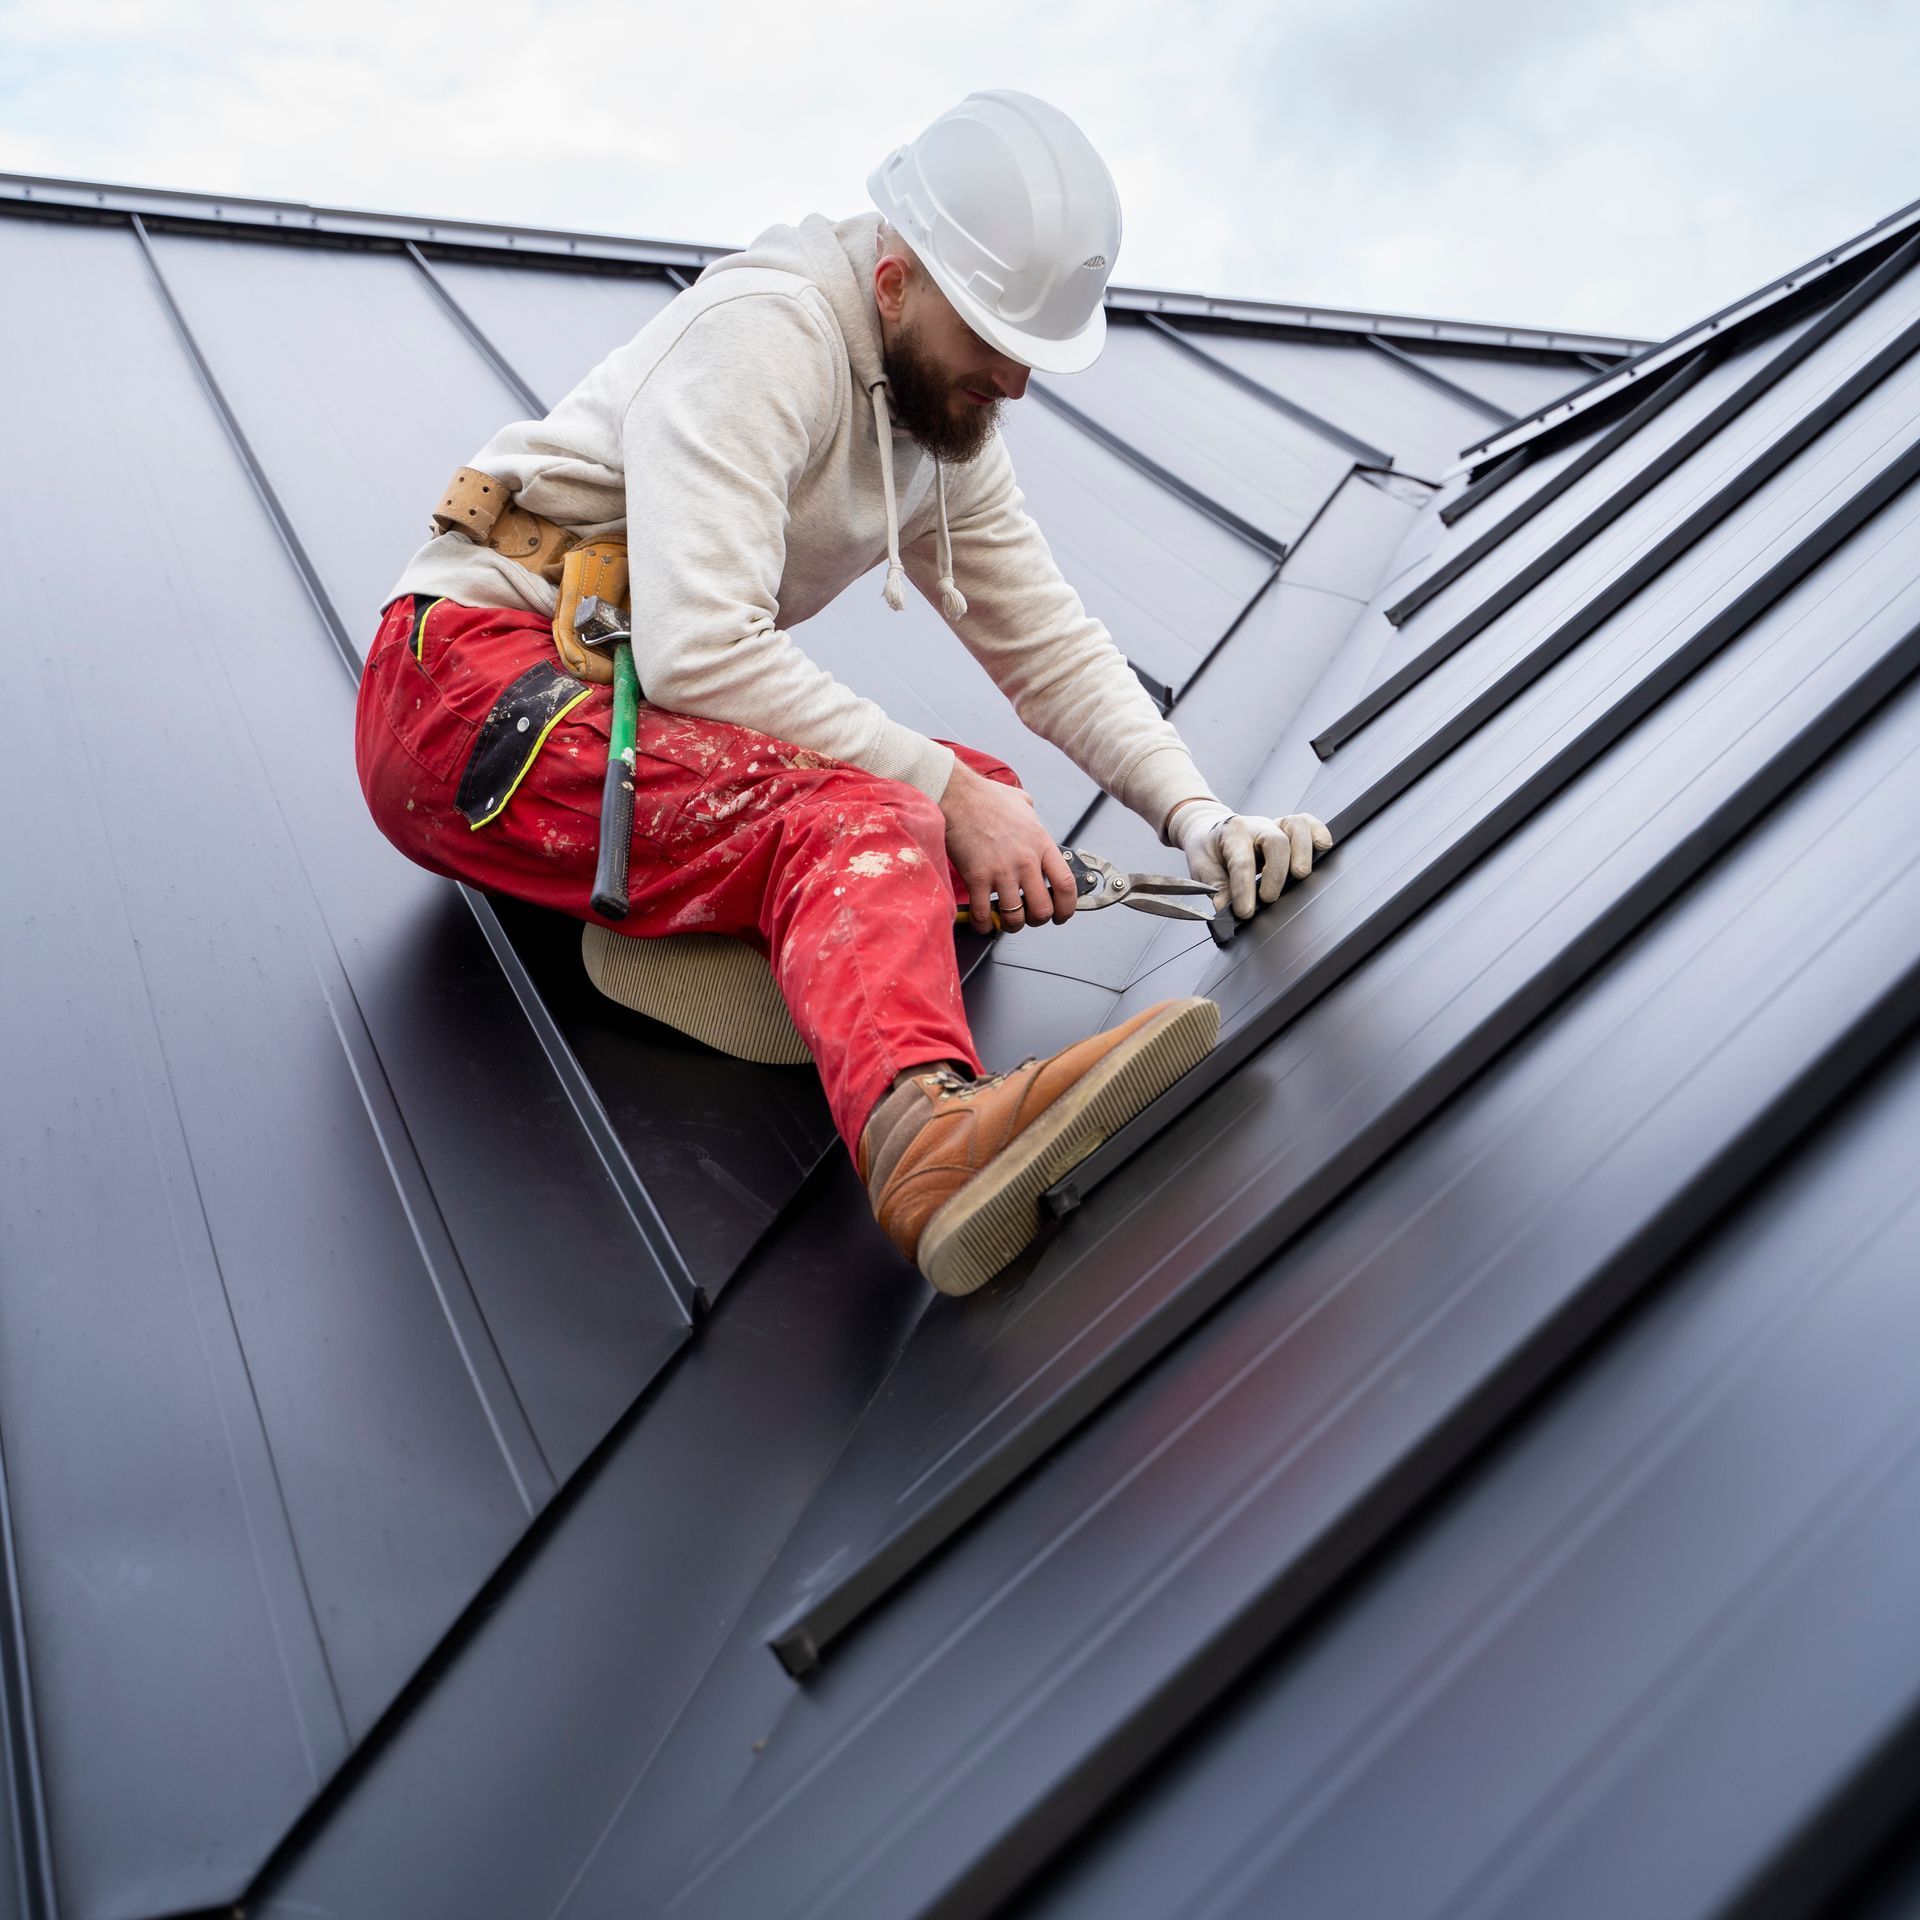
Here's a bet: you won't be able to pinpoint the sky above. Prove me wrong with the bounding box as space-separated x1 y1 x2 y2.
1 0 1915 342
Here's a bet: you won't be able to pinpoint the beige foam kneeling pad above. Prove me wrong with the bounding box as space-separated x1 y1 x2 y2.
580 924 813 1066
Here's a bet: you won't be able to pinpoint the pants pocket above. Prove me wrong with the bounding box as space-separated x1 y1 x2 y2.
370 627 480 784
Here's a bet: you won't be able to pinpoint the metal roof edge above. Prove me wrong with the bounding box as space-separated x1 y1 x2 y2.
0 170 727 271
0 170 1646 359
0 1413 57 1920
1104 282 1649 357
1460 190 1920 462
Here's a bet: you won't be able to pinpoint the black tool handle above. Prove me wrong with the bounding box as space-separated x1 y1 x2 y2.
591 756 634 919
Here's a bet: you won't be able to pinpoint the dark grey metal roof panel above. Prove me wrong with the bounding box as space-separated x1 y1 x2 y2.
483 897 841 1297
990 444 1605 1102
1174 325 1502 481
426 258 680 410
147 228 532 636
1269 465 1435 603
1037 320 1355 549
1426 394 1649 545
1023 374 1289 567
1364 334 1514 424
956 964 1131 1100
248 1160 935 1920
1336 263 1894 748
1141 313 1394 466
1395 351 1715 624
1840 1821 1920 1920
993 398 1276 697
1311 274 1920 821
623 665 1920 1919
1400 343 1593 417
754 442 1920 1679
1349 296 1846 733
0 209 693 1914
2 1388 61 1920
1015 1025 1920 1920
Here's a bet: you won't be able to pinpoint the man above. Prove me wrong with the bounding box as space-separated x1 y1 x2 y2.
355 89 1330 1297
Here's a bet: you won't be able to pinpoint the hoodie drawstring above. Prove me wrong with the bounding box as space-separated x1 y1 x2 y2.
933 461 969 621
868 380 909 611
868 378 967 623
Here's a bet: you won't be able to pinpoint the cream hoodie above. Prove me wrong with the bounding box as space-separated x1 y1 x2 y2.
390 210 1217 831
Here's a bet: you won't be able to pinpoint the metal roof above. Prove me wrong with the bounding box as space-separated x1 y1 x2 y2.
0 171 1653 359
3 173 1916 1920
1456 189 1920 461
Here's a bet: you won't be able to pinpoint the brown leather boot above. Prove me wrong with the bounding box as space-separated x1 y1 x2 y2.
857 996 1220 1297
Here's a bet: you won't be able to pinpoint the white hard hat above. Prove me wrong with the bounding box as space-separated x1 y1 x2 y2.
868 89 1122 376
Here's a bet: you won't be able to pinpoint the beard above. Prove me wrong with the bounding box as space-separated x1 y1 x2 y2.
881 320 1003 464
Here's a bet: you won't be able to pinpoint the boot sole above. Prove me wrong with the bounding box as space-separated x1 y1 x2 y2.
580 924 813 1065
916 996 1220 1298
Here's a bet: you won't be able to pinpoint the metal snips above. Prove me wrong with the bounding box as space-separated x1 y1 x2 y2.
1057 846 1215 922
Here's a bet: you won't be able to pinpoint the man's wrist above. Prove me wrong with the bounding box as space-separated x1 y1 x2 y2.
1159 793 1224 845
937 755 980 811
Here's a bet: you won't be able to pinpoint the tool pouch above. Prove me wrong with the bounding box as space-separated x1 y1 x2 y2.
432 466 511 542
551 539 629 685
434 467 578 585
433 466 628 680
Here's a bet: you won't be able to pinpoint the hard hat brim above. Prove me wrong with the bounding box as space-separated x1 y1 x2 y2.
924 259 1109 375
975 301 1108 376
873 191 1110 375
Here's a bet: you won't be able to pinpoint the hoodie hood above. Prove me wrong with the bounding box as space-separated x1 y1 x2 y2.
697 212 969 622
699 210 888 392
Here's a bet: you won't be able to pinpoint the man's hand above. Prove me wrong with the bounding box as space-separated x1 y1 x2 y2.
1172 802 1332 920
939 760 1078 934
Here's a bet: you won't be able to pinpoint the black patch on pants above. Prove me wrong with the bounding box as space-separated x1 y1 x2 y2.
456 660 594 829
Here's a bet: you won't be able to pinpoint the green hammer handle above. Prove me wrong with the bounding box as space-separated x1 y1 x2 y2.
590 640 640 920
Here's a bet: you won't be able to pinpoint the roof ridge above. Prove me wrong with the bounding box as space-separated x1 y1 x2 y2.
0 168 1648 360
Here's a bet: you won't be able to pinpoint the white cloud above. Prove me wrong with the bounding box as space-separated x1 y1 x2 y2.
0 0 1914 338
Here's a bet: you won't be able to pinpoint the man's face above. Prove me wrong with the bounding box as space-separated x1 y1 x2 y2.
875 251 1031 463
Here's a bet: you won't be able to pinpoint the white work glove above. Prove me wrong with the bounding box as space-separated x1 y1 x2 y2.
1170 801 1333 921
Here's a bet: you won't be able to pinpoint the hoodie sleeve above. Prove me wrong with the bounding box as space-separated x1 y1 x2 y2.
620 291 957 801
904 431 1218 840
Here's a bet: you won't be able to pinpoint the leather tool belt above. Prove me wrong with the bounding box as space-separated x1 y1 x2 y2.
433 466 628 686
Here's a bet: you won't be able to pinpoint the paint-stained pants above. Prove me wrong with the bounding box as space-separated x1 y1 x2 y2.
354 594 1004 1153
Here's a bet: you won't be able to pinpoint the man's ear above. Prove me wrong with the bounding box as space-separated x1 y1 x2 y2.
873 252 911 326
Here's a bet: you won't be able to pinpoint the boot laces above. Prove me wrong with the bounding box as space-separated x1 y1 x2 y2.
926 1055 1038 1102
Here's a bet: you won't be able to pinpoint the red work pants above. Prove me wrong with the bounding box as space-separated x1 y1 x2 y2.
354 594 1004 1154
